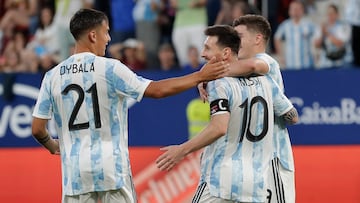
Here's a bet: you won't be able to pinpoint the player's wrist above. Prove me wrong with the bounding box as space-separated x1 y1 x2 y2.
36 133 51 145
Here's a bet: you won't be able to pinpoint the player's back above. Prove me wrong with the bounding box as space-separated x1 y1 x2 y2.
201 75 293 202
41 52 150 195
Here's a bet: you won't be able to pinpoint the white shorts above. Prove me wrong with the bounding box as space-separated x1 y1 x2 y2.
63 176 136 203
267 158 295 203
191 182 265 203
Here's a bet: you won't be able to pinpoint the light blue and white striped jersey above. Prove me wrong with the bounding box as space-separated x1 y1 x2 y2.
32 52 151 195
344 0 360 26
315 20 353 68
133 0 161 22
255 53 294 171
200 75 294 202
275 18 316 69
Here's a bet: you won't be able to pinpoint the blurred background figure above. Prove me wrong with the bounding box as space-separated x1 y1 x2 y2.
274 0 317 70
108 0 135 45
182 45 204 72
231 0 252 21
171 0 207 67
313 3 352 69
214 0 232 25
186 91 210 140
133 0 162 68
157 0 176 45
26 6 59 71
0 0 35 53
52 0 93 61
108 38 147 72
344 0 360 67
206 0 220 26
157 42 179 71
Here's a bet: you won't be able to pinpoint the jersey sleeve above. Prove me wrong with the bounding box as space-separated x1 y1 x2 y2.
32 72 53 119
207 78 231 116
111 61 152 102
267 76 294 116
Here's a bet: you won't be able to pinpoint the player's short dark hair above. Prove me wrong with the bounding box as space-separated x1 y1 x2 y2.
204 25 240 55
232 14 271 43
70 8 108 40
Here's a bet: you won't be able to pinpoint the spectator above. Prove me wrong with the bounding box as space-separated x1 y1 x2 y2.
274 0 317 69
214 0 233 25
0 27 38 73
157 0 176 44
157 42 179 71
0 48 21 72
0 0 32 52
313 4 352 68
109 0 135 45
52 0 93 60
182 45 204 72
27 6 60 64
231 0 252 20
171 0 207 67
108 38 147 72
344 0 360 67
186 92 210 140
206 0 221 26
133 0 162 68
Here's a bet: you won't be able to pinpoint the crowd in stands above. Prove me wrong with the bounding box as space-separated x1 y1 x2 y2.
0 0 359 74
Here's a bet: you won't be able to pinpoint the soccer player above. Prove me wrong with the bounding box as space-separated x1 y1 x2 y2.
156 25 298 203
31 8 228 203
198 14 298 203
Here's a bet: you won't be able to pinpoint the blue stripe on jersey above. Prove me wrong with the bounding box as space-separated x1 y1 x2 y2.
105 63 124 188
71 137 82 193
207 81 222 193
83 56 105 191
231 78 249 199
112 71 140 100
251 82 265 202
60 56 82 193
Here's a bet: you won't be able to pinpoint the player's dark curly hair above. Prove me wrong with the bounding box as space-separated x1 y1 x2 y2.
70 8 108 40
233 14 271 44
204 25 240 55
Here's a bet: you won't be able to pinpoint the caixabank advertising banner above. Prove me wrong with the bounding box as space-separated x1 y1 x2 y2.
1 69 360 203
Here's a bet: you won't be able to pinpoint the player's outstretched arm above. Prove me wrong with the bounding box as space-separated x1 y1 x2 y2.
197 58 269 102
156 113 229 171
144 57 229 98
227 58 268 77
282 107 299 125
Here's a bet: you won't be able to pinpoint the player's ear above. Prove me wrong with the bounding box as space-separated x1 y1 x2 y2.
222 47 231 60
255 33 262 45
88 30 96 43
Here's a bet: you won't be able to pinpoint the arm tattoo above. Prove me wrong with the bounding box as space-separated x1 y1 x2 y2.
36 134 50 145
283 107 298 125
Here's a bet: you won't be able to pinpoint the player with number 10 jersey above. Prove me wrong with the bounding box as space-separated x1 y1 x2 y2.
199 75 294 202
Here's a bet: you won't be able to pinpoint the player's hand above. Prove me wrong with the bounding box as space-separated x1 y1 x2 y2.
155 145 186 171
198 56 229 82
46 139 60 155
197 82 208 102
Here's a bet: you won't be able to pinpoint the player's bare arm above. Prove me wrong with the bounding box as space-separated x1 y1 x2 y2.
32 117 60 155
156 113 230 171
198 58 268 102
227 58 269 77
282 107 299 125
145 57 228 98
